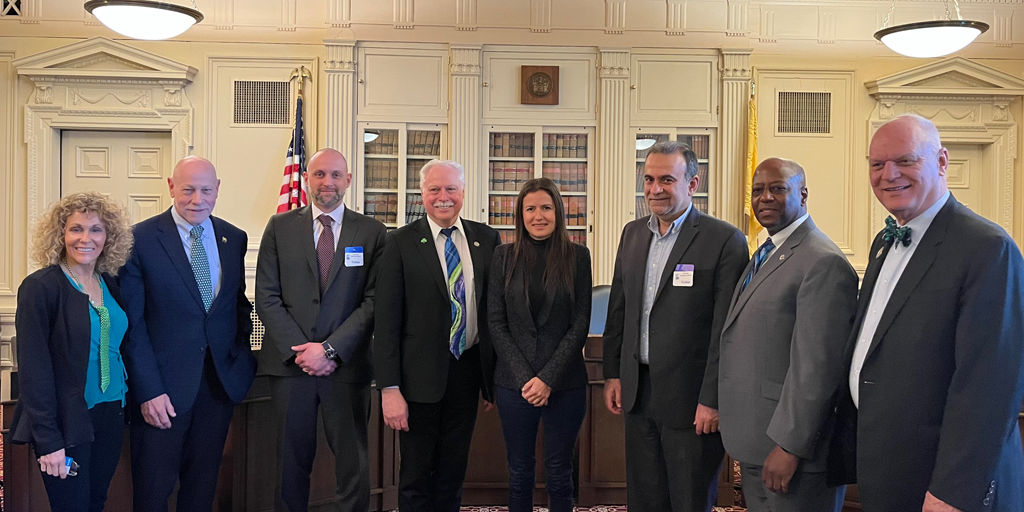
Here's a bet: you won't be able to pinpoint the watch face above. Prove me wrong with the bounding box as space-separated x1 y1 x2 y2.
528 72 553 97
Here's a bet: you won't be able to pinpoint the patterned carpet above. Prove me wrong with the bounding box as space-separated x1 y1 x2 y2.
459 507 746 511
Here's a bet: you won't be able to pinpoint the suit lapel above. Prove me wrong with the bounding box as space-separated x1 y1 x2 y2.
326 208 363 291
723 219 813 331
209 216 234 312
414 218 449 299
463 220 490 303
654 210 698 303
865 197 955 359
154 209 205 311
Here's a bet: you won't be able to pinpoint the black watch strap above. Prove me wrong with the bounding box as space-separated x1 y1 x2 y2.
322 341 338 360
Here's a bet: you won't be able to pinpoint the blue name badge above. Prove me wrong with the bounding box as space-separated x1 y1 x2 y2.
344 246 364 267
673 264 694 287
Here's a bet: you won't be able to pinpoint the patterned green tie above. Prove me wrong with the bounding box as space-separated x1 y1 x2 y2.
95 303 111 392
189 225 214 311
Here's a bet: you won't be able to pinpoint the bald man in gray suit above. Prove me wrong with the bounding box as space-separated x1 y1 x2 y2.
718 158 857 512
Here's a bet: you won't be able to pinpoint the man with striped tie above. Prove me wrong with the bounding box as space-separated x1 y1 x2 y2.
121 156 256 511
375 159 501 511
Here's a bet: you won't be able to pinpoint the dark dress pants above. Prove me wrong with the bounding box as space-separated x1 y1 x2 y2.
496 386 586 512
39 400 124 512
739 462 845 512
268 373 370 512
624 364 724 512
130 352 236 512
398 345 481 512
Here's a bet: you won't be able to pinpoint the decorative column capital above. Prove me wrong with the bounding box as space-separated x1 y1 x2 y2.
324 40 357 73
450 45 482 76
599 48 630 79
720 48 752 81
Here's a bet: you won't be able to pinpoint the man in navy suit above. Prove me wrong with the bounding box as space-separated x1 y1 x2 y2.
835 114 1024 511
121 156 256 511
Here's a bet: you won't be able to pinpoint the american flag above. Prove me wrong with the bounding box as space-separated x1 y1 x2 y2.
277 95 308 212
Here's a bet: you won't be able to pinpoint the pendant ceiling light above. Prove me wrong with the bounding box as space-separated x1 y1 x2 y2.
84 0 204 40
635 136 657 151
874 0 988 58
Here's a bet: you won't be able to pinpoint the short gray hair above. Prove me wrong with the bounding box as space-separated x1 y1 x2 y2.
419 159 466 187
646 141 698 180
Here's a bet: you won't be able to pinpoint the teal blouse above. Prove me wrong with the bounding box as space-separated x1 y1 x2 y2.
65 273 129 408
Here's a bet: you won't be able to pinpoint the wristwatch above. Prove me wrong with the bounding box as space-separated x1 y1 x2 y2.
322 341 338 360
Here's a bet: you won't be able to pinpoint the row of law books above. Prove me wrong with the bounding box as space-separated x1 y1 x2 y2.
488 196 587 226
541 162 587 192
407 130 442 156
364 130 399 155
489 132 534 158
366 158 399 189
541 134 588 159
407 159 426 189
681 136 710 160
364 192 398 223
489 162 534 192
497 230 587 245
404 193 426 224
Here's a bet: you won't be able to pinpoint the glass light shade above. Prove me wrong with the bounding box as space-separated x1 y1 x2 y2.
635 137 657 151
874 20 988 58
85 0 203 40
364 131 380 143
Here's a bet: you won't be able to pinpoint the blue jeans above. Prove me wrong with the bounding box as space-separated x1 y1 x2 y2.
496 385 586 512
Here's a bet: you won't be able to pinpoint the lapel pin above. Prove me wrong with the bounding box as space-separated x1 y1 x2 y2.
473 241 480 247
876 246 884 259
420 237 428 244
778 254 785 261
221 236 227 243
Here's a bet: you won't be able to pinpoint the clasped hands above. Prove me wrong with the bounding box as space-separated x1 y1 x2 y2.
291 342 338 376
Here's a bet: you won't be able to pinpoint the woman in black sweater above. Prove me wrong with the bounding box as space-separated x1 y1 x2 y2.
488 177 592 512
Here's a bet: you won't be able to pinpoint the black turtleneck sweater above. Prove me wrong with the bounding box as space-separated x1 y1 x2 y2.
526 235 550 323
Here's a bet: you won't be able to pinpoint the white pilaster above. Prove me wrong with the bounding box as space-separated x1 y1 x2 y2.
719 49 752 229
595 48 631 285
324 40 358 207
449 45 483 222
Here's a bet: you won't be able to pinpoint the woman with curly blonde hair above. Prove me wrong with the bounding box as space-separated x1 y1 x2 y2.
10 191 133 512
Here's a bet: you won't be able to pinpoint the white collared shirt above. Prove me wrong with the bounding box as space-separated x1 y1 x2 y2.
311 203 345 251
170 207 222 299
849 191 950 407
427 216 479 350
764 213 809 259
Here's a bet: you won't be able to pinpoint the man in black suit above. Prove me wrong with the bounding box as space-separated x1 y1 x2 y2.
603 141 748 512
374 159 500 511
835 114 1024 512
256 148 386 511
121 156 256 511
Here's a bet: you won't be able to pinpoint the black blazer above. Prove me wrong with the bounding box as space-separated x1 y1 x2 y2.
121 209 255 409
833 195 1024 511
374 217 501 403
256 206 386 382
487 242 592 391
11 265 127 455
603 209 748 428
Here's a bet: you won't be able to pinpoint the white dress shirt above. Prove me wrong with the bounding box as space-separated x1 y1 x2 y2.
426 216 479 350
849 191 950 407
311 203 345 250
170 206 222 299
763 212 809 259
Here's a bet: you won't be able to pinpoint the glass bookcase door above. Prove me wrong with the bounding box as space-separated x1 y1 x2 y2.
634 129 713 219
486 128 591 246
359 124 443 228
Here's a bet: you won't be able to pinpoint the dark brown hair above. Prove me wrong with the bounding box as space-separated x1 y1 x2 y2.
506 177 576 299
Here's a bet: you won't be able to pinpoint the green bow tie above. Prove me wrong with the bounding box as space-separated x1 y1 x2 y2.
882 216 912 247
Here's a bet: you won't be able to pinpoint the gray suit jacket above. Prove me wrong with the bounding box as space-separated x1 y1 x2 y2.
718 217 857 472
255 205 386 382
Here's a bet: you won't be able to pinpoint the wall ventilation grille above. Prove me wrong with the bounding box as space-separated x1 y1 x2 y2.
1 0 22 16
233 81 290 125
777 91 831 134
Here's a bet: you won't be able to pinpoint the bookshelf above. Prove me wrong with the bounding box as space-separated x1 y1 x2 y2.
358 123 445 228
486 127 592 246
634 128 714 220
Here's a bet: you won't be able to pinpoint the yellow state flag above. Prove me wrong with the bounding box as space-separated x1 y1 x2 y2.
744 92 762 255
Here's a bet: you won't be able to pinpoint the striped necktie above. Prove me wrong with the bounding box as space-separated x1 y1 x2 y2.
741 237 775 292
440 227 467 359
